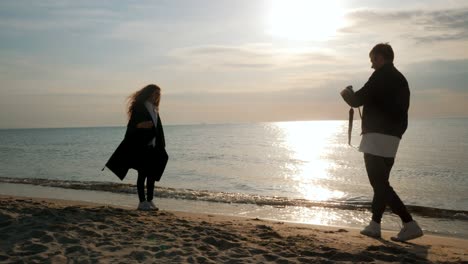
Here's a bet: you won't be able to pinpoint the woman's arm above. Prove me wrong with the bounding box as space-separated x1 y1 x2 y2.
125 104 155 144
129 104 153 128
136 121 153 128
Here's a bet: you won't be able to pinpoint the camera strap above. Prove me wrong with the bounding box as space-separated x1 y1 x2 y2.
348 108 354 146
348 107 362 147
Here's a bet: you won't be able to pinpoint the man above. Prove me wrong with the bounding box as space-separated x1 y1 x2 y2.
340 43 423 242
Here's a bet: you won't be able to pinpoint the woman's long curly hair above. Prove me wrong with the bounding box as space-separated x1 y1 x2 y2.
127 84 161 119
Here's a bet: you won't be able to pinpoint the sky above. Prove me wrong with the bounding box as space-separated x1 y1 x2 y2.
1 0 467 128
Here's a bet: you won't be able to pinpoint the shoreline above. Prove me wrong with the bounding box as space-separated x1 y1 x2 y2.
1 195 467 263
1 181 467 240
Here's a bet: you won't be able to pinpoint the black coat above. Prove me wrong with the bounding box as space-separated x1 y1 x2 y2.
105 103 168 181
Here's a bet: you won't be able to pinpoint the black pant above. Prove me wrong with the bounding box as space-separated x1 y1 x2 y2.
137 171 156 202
364 153 413 223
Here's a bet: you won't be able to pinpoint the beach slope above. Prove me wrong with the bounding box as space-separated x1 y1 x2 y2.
0 196 466 263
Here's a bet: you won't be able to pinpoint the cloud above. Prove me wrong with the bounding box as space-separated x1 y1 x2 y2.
168 44 340 71
171 45 275 69
405 59 468 92
182 46 268 56
0 2 119 33
343 7 468 43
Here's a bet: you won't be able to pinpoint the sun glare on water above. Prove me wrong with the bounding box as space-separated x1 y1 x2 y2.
266 0 346 41
275 121 345 201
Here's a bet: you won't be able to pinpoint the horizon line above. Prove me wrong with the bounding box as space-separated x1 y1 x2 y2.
1 116 467 130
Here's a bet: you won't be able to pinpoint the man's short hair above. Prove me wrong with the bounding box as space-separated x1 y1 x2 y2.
370 43 394 63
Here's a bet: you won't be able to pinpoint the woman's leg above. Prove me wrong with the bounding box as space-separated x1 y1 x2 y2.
146 176 156 202
137 171 147 202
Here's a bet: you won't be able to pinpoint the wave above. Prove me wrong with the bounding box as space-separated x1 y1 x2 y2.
1 176 467 221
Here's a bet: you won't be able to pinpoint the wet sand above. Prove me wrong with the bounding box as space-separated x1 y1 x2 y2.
0 195 466 263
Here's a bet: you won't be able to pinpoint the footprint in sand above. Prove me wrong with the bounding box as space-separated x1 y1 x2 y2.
96 224 109 230
95 240 115 247
40 234 54 243
262 253 280 261
57 236 80 244
29 230 55 243
101 246 122 252
202 237 240 250
128 250 153 262
255 225 282 239
20 242 49 255
78 228 102 238
65 245 89 256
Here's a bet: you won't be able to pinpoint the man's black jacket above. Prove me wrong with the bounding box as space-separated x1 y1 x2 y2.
345 63 410 138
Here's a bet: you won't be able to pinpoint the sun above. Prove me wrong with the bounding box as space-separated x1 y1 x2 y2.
266 0 346 41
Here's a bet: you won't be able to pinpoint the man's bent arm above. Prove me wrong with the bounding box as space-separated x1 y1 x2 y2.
340 88 363 107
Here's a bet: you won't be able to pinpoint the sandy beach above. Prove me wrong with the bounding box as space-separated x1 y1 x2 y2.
0 195 466 263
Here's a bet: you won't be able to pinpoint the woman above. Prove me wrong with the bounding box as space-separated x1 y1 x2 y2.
105 84 169 211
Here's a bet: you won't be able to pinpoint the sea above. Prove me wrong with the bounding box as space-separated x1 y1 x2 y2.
0 119 467 238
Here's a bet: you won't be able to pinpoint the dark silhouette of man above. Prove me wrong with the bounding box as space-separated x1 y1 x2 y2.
340 43 423 242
